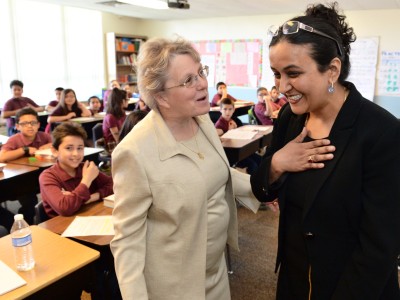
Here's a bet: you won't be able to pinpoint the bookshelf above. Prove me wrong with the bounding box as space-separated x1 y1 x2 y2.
106 32 147 91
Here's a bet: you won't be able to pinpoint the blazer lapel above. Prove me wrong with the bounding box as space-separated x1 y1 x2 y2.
302 85 363 220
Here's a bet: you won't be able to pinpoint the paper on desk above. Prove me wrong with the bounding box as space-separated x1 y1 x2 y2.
221 129 257 140
34 148 53 156
0 260 27 295
62 216 115 237
239 125 273 133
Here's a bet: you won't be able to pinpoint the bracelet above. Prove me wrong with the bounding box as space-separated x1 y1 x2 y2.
23 146 30 157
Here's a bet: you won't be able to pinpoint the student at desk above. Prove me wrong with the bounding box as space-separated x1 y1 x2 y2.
0 107 52 224
1 79 44 136
103 88 128 145
46 87 64 112
39 122 113 218
47 88 91 124
88 95 102 116
215 98 261 175
210 81 237 107
254 87 276 125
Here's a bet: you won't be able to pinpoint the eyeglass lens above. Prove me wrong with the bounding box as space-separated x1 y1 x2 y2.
19 121 38 126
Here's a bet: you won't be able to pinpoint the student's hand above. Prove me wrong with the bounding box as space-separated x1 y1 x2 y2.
67 112 77 119
271 127 335 174
222 87 228 98
28 147 38 156
263 94 272 103
81 161 99 187
228 120 237 130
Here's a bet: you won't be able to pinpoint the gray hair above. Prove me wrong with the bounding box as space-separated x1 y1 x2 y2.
136 37 201 110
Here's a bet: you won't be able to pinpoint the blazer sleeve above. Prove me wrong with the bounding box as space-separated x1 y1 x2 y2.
333 123 400 299
110 142 152 299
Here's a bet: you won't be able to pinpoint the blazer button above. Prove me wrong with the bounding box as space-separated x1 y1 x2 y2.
304 232 315 239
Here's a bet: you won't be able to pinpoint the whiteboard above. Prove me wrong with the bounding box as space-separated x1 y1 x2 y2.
347 37 379 101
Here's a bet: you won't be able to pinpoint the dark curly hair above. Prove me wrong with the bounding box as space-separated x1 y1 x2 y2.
270 2 356 83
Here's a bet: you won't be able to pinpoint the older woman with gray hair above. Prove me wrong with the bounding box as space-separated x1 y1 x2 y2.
110 37 259 299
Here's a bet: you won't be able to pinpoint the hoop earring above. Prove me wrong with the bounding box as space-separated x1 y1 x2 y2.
328 82 335 93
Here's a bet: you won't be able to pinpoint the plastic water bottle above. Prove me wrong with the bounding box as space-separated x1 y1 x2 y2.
10 214 35 271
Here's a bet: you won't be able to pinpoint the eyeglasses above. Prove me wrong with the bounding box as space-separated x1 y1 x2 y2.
270 21 343 57
18 121 39 127
258 93 268 97
165 65 209 90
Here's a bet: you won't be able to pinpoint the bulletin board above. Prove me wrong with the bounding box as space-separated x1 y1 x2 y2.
378 51 400 96
192 39 262 88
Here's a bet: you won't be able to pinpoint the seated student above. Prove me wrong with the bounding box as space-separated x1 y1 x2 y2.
0 107 52 162
1 79 44 136
46 87 64 113
270 85 288 118
103 79 121 111
210 81 237 107
39 122 113 218
47 88 91 125
0 107 52 224
103 88 128 145
215 98 261 175
88 95 102 116
254 87 276 125
119 110 148 141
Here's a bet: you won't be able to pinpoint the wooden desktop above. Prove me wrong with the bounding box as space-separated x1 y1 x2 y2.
0 226 99 300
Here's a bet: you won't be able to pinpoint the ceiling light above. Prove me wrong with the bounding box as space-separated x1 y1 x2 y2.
118 0 168 9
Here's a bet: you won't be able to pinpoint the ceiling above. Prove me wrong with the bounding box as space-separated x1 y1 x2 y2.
31 0 400 21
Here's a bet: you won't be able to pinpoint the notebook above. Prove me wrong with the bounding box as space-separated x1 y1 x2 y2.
0 260 27 295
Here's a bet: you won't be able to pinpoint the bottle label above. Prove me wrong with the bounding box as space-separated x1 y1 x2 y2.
12 234 32 247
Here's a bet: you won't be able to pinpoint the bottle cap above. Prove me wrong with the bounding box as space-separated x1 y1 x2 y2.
14 214 24 221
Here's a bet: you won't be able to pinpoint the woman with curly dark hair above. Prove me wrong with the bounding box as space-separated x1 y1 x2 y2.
251 2 400 299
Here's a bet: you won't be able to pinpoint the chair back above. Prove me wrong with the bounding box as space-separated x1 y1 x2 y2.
34 201 49 224
92 123 105 148
249 106 262 125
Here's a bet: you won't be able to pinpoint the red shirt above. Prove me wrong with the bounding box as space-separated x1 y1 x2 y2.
39 162 113 218
3 97 40 128
102 113 126 144
2 131 51 151
210 93 237 107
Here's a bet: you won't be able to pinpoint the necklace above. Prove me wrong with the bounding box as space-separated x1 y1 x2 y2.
180 120 204 160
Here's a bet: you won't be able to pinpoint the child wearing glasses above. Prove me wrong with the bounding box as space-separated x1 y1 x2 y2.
0 107 52 224
0 107 51 162
1 80 44 136
210 81 237 107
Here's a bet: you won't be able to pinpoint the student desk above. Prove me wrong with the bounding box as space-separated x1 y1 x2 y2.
209 101 254 123
0 163 40 202
39 201 113 246
221 125 273 165
0 226 99 300
38 202 119 298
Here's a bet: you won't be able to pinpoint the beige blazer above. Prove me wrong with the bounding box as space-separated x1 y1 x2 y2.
111 110 258 300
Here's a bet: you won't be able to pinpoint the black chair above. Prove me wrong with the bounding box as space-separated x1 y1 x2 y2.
91 123 111 169
34 201 49 224
250 106 262 125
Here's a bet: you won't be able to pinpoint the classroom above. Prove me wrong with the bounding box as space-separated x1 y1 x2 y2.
1 0 400 299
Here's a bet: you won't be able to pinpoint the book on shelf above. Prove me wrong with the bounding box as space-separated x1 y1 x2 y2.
104 194 115 208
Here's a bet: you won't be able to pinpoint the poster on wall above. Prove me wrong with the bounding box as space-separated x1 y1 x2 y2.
192 39 262 88
377 51 400 96
347 37 379 101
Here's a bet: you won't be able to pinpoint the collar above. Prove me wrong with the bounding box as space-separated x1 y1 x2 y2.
53 161 83 181
20 131 42 146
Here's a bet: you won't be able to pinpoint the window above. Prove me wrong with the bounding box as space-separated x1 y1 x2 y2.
0 0 104 107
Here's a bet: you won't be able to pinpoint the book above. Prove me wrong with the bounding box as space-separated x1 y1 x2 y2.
103 194 115 208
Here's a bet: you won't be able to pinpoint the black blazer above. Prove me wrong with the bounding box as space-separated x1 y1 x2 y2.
251 82 400 299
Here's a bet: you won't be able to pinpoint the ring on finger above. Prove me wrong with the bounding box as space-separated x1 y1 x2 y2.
308 155 315 163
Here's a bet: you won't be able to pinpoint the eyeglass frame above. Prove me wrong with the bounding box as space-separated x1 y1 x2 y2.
164 65 209 90
18 121 39 127
272 20 343 57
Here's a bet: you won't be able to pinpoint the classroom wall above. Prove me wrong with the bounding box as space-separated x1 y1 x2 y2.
101 9 400 116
